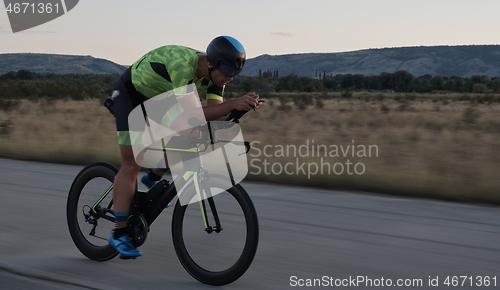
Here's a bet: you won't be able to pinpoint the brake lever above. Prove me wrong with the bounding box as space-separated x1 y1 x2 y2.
237 141 252 156
250 100 265 111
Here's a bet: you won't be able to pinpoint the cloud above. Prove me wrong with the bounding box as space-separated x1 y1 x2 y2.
270 32 304 37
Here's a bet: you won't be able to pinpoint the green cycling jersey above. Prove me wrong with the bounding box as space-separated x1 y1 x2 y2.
130 45 223 102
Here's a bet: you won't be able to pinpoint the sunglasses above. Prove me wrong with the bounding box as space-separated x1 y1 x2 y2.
217 61 240 78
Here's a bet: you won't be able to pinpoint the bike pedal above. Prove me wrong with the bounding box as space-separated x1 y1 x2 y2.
119 254 138 260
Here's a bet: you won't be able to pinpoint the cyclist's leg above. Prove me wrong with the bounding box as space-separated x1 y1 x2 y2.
108 146 145 258
113 145 140 222
108 145 143 257
109 72 145 257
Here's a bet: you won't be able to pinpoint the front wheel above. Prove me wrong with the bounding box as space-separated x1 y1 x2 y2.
66 162 119 261
171 175 259 285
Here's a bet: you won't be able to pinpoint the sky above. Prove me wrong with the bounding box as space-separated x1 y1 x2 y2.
0 0 499 66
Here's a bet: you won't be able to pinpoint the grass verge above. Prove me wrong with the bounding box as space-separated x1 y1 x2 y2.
1 96 499 205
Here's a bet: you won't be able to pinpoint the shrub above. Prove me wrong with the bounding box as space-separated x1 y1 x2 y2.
380 105 390 113
341 88 352 99
315 97 324 108
398 101 411 111
404 94 416 101
472 83 488 94
278 95 292 112
0 99 21 111
293 94 314 110
0 120 12 135
462 106 481 125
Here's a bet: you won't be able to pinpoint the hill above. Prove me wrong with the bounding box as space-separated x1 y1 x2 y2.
242 45 500 78
2 45 500 78
0 53 127 75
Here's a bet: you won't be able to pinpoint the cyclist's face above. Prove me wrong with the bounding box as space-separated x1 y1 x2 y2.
211 68 234 87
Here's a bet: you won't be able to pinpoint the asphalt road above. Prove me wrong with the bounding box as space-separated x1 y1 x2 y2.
1 158 499 289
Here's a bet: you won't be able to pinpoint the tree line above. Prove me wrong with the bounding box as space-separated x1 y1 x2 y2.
0 70 118 101
1 69 500 104
227 70 500 94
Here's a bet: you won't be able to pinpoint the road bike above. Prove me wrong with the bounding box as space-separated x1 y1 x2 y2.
66 109 259 286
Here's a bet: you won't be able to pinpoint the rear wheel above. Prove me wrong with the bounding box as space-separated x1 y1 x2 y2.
171 175 259 285
66 163 119 261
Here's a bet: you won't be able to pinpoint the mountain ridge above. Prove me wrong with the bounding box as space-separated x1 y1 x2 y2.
0 53 127 75
241 45 500 78
1 45 499 78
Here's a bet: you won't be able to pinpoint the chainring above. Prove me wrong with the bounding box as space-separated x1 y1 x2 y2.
127 213 149 247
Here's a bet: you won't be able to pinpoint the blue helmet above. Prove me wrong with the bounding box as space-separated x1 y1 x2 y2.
206 36 246 77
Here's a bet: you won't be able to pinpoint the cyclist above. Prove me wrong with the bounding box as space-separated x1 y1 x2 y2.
109 36 261 258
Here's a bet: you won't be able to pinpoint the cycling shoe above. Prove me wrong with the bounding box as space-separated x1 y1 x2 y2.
141 172 159 189
109 233 142 258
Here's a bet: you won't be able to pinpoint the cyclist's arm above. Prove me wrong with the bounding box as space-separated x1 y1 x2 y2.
203 93 260 121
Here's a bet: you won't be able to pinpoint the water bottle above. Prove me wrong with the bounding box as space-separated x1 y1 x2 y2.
104 90 119 116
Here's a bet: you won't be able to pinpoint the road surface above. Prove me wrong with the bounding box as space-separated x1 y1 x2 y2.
1 158 499 289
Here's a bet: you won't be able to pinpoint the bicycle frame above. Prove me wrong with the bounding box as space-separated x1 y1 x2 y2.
89 135 239 233
141 120 249 229
91 117 250 233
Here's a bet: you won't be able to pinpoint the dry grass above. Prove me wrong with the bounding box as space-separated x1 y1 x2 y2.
0 99 120 165
240 97 500 204
1 96 500 204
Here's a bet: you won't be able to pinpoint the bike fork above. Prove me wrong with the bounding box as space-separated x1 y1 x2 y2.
194 173 222 234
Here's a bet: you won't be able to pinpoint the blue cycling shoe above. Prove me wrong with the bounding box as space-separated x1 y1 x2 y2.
141 172 159 189
141 168 171 189
109 233 142 259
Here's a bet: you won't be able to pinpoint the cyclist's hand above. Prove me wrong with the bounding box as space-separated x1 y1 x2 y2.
234 93 260 111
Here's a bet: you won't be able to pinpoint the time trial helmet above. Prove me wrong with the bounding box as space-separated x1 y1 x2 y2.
206 36 246 77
